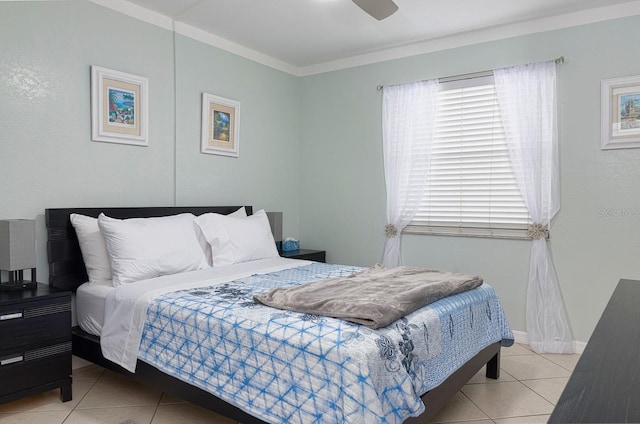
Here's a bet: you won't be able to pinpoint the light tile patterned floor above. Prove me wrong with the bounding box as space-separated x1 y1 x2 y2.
0 343 580 424
431 343 580 424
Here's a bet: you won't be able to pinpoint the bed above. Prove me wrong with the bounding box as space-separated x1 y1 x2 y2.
45 205 513 423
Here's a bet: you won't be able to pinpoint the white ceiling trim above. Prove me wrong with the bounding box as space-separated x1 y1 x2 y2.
174 22 300 76
88 0 173 31
89 0 640 78
299 0 640 76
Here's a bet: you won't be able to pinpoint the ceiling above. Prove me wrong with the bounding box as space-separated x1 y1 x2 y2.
122 0 639 73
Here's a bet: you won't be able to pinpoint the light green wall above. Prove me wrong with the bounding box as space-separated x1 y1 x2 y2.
0 1 176 278
300 16 640 342
174 34 301 235
0 1 176 208
0 2 301 280
2 1 639 343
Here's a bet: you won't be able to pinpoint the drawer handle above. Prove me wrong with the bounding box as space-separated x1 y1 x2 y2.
0 312 23 321
1 355 24 366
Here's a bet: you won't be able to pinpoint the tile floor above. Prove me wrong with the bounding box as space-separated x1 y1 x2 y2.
0 343 580 424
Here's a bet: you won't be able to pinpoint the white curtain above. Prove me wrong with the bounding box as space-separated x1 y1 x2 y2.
494 61 573 354
381 80 439 268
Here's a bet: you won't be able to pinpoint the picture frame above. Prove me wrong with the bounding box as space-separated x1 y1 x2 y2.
201 93 240 157
601 75 640 150
91 65 148 146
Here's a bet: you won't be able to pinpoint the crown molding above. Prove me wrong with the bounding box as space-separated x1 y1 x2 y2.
88 0 640 77
173 22 300 76
298 0 640 76
87 0 173 31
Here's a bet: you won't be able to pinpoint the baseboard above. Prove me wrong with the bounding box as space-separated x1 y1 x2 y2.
512 330 586 354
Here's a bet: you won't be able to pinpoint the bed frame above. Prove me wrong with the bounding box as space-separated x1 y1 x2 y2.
45 206 501 423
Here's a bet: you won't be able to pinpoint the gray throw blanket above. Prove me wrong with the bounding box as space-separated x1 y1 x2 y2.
254 264 483 328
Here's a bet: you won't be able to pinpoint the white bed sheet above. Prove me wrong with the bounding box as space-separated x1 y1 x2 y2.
76 281 114 336
100 257 310 372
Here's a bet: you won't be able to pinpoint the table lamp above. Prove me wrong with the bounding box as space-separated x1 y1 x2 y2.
0 219 37 291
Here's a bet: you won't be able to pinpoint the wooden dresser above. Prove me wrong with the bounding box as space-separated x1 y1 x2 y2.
549 279 640 423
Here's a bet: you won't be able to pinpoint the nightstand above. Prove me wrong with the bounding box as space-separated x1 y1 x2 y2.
280 249 326 263
0 284 72 405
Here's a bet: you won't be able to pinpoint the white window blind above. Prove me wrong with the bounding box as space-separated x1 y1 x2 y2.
404 75 531 238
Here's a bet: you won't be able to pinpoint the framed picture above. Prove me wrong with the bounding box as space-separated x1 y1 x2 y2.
601 75 640 150
201 93 240 157
91 65 148 146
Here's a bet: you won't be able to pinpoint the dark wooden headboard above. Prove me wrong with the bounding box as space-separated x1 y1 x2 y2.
45 206 252 291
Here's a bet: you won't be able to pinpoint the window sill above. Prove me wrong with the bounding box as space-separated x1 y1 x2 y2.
403 224 549 240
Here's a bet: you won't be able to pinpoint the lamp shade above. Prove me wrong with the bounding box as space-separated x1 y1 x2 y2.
0 219 36 271
266 212 283 243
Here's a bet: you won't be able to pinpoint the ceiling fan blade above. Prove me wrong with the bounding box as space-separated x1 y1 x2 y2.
352 0 398 20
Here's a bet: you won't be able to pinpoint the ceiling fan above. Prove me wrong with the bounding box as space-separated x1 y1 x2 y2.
352 0 399 20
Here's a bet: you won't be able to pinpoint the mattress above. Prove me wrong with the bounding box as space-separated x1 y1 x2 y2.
76 280 113 336
81 258 513 424
76 259 292 339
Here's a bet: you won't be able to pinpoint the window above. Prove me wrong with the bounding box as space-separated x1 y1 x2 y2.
404 75 531 239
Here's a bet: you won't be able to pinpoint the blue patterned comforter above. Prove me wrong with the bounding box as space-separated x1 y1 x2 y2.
138 263 513 424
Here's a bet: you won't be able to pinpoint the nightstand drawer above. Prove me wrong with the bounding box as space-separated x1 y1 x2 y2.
0 343 71 398
0 285 72 405
0 297 71 351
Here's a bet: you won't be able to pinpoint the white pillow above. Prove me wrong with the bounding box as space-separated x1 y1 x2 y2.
195 209 279 266
98 213 209 286
230 206 248 218
70 214 113 284
196 206 247 266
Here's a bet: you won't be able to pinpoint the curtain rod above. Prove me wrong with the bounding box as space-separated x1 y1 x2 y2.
376 56 564 91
